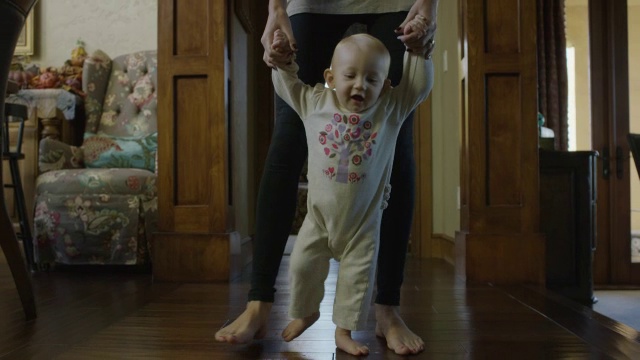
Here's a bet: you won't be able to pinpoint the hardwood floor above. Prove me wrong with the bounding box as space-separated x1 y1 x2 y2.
2 252 640 359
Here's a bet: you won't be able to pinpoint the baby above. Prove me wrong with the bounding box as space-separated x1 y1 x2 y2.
270 16 433 356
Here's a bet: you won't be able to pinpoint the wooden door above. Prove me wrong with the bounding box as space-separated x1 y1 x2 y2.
155 0 231 281
589 0 640 285
456 0 545 284
154 0 269 282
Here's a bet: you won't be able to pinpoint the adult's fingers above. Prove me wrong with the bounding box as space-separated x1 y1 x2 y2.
278 21 298 52
260 8 295 67
261 26 277 67
398 15 437 58
396 5 420 34
263 53 275 69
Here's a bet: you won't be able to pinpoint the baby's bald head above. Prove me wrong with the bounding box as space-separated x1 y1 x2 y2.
331 33 391 76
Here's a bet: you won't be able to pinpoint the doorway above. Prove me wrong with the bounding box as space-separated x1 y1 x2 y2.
565 0 640 285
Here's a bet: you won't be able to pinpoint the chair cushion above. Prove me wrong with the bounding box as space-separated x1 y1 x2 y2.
34 167 157 266
36 168 156 196
82 132 157 172
94 51 158 138
33 192 147 265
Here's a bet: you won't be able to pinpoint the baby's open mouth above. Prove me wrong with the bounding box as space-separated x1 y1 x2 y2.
351 95 364 102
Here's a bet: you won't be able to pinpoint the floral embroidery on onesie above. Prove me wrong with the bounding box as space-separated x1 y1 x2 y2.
320 113 378 183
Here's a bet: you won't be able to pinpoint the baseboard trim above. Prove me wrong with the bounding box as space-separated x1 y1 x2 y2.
432 233 455 265
230 235 253 281
153 232 230 282
456 231 545 284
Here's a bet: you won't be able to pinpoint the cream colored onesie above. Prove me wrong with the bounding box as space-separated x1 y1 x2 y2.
272 52 431 331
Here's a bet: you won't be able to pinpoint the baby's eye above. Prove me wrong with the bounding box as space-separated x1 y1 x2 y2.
344 74 355 79
367 78 378 83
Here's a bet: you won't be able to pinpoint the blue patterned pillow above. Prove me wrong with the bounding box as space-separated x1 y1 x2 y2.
83 132 157 172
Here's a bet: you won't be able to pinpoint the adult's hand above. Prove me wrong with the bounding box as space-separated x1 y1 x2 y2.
261 0 297 68
396 0 439 59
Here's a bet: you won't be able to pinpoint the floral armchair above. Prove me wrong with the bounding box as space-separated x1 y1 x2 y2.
33 50 158 266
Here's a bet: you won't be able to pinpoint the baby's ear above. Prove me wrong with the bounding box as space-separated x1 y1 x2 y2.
382 78 392 93
324 68 334 88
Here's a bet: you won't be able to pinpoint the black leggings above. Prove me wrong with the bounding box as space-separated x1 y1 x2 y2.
250 11 425 306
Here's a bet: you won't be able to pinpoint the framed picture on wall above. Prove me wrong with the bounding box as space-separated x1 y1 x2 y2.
14 11 35 56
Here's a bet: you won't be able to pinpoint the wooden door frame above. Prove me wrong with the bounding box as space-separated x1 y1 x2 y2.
411 96 436 259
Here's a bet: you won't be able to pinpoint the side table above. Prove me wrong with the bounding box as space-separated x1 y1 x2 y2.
10 88 84 144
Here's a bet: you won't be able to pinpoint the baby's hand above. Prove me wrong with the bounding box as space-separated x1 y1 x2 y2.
270 29 295 67
272 29 288 51
397 14 436 59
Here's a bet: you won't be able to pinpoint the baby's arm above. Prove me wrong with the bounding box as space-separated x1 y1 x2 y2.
388 16 434 121
271 30 320 119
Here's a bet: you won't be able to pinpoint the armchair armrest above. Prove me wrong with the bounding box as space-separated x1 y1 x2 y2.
38 138 84 173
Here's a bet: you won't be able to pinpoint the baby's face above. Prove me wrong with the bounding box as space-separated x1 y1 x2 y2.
326 45 389 113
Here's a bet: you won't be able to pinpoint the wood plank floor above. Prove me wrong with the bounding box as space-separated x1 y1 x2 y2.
2 253 640 359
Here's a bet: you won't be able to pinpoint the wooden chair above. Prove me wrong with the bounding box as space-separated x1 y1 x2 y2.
0 0 38 320
3 102 34 269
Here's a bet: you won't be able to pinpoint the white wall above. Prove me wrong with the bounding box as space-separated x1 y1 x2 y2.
431 0 461 238
230 13 256 245
565 3 591 151
30 0 157 66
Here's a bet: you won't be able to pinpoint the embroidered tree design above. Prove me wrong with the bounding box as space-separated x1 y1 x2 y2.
319 113 377 183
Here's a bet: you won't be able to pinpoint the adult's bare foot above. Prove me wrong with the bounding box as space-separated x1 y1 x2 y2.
215 301 272 344
375 304 424 355
335 327 370 356
281 311 320 342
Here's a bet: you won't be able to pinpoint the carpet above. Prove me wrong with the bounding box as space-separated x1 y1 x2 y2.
593 290 640 332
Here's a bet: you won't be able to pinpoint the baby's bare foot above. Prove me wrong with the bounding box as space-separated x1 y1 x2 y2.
214 301 271 344
335 327 369 356
375 304 424 355
281 311 320 341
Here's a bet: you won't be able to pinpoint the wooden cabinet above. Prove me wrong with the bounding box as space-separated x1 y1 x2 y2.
540 150 597 306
